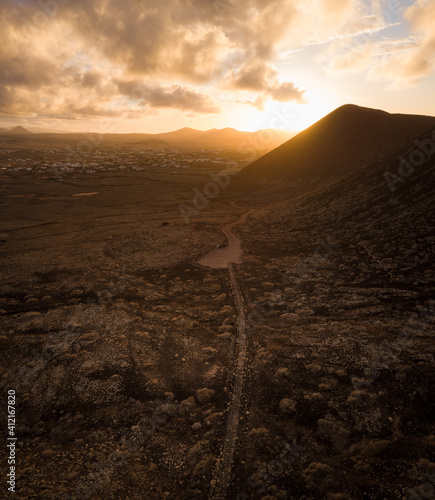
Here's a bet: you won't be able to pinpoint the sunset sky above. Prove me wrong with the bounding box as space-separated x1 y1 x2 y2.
1 0 435 133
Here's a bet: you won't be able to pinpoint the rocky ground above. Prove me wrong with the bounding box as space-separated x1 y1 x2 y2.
228 125 435 499
0 261 239 499
0 167 241 499
0 124 434 499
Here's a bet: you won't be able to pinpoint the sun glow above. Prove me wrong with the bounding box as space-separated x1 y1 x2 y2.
235 88 340 134
291 89 340 130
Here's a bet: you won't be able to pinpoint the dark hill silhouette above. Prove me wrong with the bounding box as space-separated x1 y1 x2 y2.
235 104 435 187
236 105 435 289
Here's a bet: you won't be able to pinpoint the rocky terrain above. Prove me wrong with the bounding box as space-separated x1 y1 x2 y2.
227 106 435 499
0 105 434 499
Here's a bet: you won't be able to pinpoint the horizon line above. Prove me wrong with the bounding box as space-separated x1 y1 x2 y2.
0 125 302 136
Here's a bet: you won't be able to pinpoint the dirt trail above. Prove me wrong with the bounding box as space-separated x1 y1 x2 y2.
196 209 255 269
202 207 255 499
210 262 247 499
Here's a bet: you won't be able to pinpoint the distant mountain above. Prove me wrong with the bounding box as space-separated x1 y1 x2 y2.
0 125 295 151
236 104 435 186
194 127 254 147
155 127 209 142
0 125 65 134
8 126 33 135
102 127 294 150
177 127 295 149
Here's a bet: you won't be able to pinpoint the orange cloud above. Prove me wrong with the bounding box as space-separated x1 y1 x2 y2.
229 61 304 103
1 0 431 122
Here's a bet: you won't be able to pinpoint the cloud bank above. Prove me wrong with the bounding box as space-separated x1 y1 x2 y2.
0 0 434 121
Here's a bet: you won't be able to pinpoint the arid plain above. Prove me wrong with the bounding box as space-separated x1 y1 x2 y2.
0 105 434 499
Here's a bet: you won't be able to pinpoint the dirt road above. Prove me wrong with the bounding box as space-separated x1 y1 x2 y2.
196 209 255 269
210 262 247 499
197 208 254 498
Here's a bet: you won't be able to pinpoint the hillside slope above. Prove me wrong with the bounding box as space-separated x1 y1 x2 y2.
239 122 435 279
229 106 435 499
235 104 435 187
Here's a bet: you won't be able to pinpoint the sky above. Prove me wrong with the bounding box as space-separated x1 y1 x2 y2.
1 0 435 133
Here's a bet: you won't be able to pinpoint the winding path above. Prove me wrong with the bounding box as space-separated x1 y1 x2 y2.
196 209 253 499
210 262 247 499
196 209 255 269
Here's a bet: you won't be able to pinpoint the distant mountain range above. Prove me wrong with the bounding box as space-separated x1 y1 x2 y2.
103 127 296 149
0 125 295 150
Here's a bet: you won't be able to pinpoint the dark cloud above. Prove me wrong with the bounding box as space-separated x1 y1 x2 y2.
270 81 305 102
16 0 303 83
4 0 401 120
232 62 275 92
0 54 55 88
80 70 104 88
117 80 220 113
231 61 304 102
